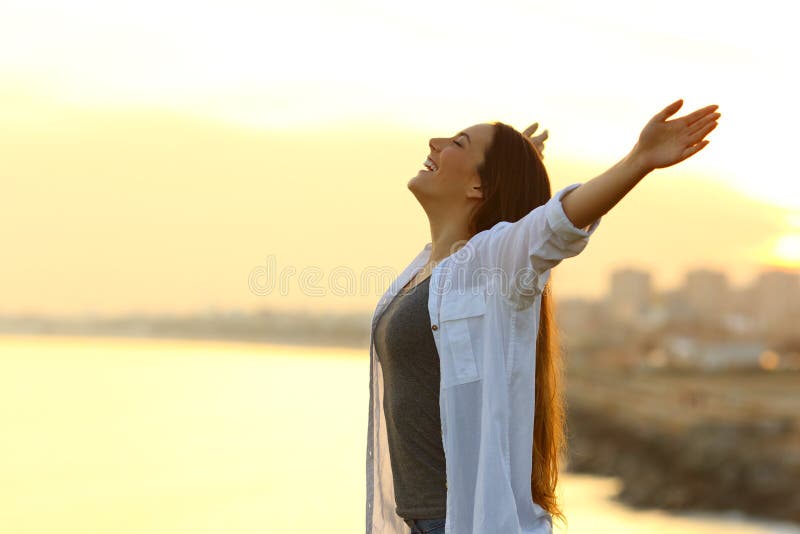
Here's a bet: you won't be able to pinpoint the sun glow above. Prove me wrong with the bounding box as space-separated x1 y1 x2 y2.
1 0 799 314
768 234 800 268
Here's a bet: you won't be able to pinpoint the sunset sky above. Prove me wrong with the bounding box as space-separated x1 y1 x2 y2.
1 0 797 316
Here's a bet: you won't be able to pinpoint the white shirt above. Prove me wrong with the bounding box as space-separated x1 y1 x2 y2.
366 182 602 534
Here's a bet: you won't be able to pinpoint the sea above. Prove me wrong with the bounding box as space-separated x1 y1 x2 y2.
1 334 797 533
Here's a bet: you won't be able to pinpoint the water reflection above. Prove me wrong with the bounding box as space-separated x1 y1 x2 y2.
0 335 796 533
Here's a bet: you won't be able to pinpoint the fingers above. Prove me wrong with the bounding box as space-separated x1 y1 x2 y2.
653 99 684 122
523 123 548 158
688 120 718 144
688 112 721 135
680 139 710 161
683 104 720 126
522 122 539 137
532 129 549 143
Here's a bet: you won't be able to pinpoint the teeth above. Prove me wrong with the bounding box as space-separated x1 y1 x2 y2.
424 157 438 171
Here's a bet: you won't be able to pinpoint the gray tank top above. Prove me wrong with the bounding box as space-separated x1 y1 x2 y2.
373 274 447 519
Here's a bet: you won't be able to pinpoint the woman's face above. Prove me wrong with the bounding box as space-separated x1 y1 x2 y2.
408 123 495 204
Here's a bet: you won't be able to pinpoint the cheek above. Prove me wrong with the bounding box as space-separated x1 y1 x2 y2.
434 170 467 196
441 149 468 172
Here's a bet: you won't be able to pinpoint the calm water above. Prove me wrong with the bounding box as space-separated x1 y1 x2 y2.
0 334 797 534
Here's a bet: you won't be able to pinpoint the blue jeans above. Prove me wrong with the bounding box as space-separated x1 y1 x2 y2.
402 517 446 533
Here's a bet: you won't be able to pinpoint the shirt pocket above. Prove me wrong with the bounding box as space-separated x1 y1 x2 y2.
438 288 486 387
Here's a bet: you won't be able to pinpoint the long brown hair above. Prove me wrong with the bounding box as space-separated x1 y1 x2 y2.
468 121 568 529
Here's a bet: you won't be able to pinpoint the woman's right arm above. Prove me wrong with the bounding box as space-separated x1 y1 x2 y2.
480 99 720 298
560 99 720 229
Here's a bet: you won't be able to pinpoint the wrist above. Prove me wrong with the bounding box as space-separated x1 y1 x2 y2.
627 144 655 177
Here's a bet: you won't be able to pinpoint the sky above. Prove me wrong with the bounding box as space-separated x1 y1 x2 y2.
1 0 798 316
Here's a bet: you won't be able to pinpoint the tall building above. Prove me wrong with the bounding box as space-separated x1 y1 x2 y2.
750 269 800 331
684 268 731 317
606 268 653 323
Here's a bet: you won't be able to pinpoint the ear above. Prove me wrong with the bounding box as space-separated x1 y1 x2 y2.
466 184 483 200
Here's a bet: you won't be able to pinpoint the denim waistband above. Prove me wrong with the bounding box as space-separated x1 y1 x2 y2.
402 517 446 532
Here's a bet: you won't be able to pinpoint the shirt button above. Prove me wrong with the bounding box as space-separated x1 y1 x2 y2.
431 324 438 331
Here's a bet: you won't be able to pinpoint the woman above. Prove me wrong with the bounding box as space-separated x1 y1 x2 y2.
366 99 720 534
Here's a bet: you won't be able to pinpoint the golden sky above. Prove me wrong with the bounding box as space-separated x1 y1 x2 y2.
1 0 797 316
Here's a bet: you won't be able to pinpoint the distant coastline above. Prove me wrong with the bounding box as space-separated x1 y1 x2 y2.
0 309 373 350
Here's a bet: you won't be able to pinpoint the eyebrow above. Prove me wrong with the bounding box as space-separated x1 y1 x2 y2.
456 131 471 145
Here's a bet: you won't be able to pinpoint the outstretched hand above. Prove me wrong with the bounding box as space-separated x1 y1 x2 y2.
522 122 548 159
634 99 720 170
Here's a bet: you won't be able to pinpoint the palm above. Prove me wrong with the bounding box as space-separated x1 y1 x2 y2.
636 100 720 169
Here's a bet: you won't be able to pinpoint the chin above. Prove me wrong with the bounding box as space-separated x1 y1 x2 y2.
408 168 439 195
407 173 422 190
407 175 426 197
409 168 433 182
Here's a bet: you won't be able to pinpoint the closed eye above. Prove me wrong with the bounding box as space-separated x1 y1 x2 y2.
453 139 462 147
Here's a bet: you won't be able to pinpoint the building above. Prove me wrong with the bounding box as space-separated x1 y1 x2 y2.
605 268 653 324
683 268 731 318
749 270 800 332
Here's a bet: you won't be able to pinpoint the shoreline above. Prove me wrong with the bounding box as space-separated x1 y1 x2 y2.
564 367 800 525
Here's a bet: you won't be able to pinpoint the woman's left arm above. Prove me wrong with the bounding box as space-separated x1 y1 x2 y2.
561 99 721 229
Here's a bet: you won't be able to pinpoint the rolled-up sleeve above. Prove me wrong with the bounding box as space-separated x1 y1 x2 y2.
481 182 601 296
543 182 602 254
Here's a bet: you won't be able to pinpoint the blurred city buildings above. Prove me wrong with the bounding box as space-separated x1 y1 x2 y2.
560 267 800 371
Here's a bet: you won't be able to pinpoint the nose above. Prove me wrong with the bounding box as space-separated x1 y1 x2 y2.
429 138 439 152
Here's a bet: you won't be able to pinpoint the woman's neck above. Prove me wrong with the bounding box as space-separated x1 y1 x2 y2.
429 232 472 263
425 202 475 263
